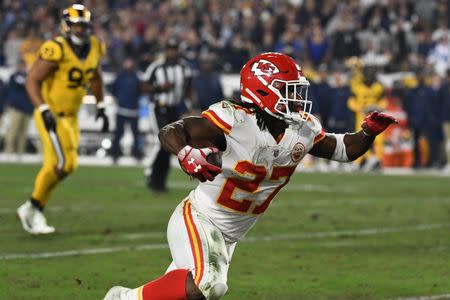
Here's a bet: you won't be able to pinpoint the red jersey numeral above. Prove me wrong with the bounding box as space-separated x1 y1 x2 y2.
216 161 296 215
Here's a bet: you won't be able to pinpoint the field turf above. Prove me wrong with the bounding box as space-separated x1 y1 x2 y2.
0 163 449 300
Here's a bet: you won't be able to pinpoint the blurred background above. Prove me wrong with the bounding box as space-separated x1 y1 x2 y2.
0 0 449 173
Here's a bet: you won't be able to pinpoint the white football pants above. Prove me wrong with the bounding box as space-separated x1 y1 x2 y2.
166 199 236 300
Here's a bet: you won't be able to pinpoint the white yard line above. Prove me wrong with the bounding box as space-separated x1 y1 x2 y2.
1 223 449 260
0 243 169 260
390 294 450 300
1 153 449 177
0 206 64 214
243 223 450 242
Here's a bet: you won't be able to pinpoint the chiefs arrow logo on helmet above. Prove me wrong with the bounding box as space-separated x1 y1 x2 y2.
251 59 280 76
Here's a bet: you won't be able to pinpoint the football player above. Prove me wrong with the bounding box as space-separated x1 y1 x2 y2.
104 53 396 300
348 65 386 169
17 4 109 234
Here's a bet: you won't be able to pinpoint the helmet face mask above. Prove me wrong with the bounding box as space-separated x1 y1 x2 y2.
240 52 312 125
271 79 312 123
61 4 92 45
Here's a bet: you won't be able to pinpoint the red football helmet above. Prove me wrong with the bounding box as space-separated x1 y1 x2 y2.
240 52 311 124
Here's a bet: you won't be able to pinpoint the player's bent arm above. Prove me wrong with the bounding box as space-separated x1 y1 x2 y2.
159 116 226 182
309 131 375 162
25 58 58 107
159 116 226 155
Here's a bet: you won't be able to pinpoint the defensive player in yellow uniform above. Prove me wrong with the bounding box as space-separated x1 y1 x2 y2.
348 65 386 169
17 4 109 234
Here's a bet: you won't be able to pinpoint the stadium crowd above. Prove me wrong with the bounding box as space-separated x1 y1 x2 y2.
0 0 449 170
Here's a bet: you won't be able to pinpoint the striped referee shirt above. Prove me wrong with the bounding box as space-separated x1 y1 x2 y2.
143 57 193 107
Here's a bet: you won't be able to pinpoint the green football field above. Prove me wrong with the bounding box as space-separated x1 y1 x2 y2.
0 163 449 300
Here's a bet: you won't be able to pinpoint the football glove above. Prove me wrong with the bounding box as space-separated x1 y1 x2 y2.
39 104 56 132
95 103 110 133
361 111 397 136
177 145 222 182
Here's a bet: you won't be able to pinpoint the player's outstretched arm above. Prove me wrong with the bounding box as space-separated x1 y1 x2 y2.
309 111 397 161
159 116 226 181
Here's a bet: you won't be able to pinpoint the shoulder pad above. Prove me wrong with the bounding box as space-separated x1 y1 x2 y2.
91 36 106 57
306 114 325 144
201 101 237 134
39 40 63 62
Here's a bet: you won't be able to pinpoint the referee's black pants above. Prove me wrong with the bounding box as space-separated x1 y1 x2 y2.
148 105 179 191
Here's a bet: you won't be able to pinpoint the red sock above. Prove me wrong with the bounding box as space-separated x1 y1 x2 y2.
141 269 189 300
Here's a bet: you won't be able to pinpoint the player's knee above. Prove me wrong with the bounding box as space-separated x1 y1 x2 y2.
64 155 78 174
201 282 228 300
53 166 67 179
65 162 78 174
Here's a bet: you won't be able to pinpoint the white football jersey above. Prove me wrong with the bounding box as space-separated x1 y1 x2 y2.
189 101 325 243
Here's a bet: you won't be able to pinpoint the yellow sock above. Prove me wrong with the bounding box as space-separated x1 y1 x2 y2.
31 166 60 208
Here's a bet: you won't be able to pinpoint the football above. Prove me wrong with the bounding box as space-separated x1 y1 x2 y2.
207 151 222 169
188 139 222 169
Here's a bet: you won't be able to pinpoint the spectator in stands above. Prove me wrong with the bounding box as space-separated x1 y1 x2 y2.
427 31 450 77
390 18 412 68
274 27 302 60
359 20 392 60
138 27 158 72
416 31 434 59
310 65 331 129
296 0 316 27
193 55 224 111
360 40 392 68
181 30 203 71
0 79 5 142
110 57 142 162
330 21 360 64
306 19 330 67
404 72 436 168
428 73 446 168
328 70 353 134
443 70 450 170
3 60 33 155
260 12 276 53
222 33 250 73
3 25 24 68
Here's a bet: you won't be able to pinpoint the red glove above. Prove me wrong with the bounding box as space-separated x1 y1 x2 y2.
177 145 222 182
361 111 398 136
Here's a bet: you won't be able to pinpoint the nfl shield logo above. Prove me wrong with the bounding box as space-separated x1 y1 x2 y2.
273 149 279 157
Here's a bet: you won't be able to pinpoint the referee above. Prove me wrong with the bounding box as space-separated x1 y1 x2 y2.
143 38 194 192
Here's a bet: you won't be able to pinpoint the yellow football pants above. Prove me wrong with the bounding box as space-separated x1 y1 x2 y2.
31 110 80 207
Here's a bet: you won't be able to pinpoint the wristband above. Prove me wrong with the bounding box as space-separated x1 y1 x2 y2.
38 104 50 112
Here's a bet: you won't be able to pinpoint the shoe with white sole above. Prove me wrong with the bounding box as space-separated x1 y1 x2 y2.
103 286 134 300
17 200 55 234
